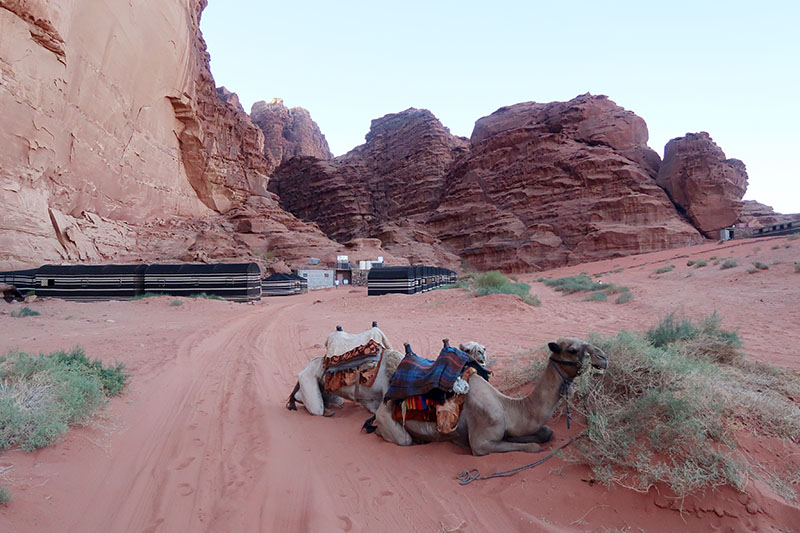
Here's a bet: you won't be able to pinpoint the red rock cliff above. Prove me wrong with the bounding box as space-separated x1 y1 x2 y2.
656 132 748 238
0 0 362 270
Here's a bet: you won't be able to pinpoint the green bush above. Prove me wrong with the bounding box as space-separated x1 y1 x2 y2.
795 262 800 273
170 300 183 307
583 291 608 302
188 293 223 300
653 265 675 274
694 259 708 268
473 271 508 290
646 312 741 352
568 315 800 497
772 245 781 250
540 275 606 294
720 259 738 270
686 260 696 267
10 307 39 318
461 271 542 304
0 487 10 506
788 233 799 241
615 292 634 304
753 261 769 270
746 267 758 274
522 294 541 307
436 281 470 290
0 347 127 451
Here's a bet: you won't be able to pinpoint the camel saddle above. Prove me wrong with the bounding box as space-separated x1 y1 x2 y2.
392 367 478 433
322 339 384 393
386 344 474 401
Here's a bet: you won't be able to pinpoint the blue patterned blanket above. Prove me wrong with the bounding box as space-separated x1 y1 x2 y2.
385 346 471 401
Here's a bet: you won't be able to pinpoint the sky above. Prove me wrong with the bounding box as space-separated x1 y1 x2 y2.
201 0 799 214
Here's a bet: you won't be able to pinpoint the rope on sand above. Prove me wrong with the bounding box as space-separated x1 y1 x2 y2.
456 438 574 485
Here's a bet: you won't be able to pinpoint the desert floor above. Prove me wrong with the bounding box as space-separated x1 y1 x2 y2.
1 235 799 532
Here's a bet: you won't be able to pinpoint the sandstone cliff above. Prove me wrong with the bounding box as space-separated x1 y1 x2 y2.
250 98 332 174
271 95 706 271
737 200 799 229
657 132 748 238
0 0 361 271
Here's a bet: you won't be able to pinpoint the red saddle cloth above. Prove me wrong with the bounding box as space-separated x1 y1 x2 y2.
323 339 384 393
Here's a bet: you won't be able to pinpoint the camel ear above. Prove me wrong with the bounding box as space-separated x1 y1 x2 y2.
548 342 561 354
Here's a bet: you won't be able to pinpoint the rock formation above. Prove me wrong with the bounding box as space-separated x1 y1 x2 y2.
269 108 468 253
657 132 748 238
272 95 705 271
737 200 799 229
250 98 332 174
0 0 366 272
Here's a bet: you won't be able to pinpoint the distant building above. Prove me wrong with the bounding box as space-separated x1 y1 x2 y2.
296 269 334 289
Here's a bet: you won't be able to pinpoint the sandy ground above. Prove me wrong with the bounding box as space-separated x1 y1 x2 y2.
1 235 799 532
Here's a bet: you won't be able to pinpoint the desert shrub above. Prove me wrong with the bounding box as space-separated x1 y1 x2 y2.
583 291 607 302
568 316 800 498
0 347 127 451
795 262 800 273
437 281 470 290
785 243 793 249
130 292 162 301
540 275 605 294
653 265 675 274
646 312 741 353
788 234 799 241
522 294 541 307
772 245 781 250
170 300 183 307
615 292 634 304
0 487 10 505
188 293 223 300
463 271 541 303
10 307 39 318
604 285 630 295
746 267 758 274
686 260 696 267
694 259 708 268
720 259 738 270
753 261 769 270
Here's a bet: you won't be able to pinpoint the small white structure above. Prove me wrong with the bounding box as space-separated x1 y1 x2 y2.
358 257 385 270
297 269 334 289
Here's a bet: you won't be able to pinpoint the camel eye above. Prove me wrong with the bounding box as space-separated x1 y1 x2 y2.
567 347 578 354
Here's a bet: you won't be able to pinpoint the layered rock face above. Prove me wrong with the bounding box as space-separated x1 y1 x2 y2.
657 132 748 237
250 98 332 174
269 108 468 241
0 0 354 270
737 200 799 229
429 95 703 271
271 95 705 271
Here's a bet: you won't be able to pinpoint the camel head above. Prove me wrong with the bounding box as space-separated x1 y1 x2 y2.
459 341 487 364
547 338 608 378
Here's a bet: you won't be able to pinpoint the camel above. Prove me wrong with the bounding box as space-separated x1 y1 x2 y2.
287 323 488 416
373 337 608 456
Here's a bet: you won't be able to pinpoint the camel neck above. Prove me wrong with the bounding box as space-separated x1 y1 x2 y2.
519 361 570 425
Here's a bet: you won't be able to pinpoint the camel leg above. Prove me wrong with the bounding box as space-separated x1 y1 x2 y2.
322 391 344 409
296 357 325 416
505 426 553 444
374 401 413 446
471 440 542 456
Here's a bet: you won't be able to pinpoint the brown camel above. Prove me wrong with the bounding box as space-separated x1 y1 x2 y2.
374 337 608 455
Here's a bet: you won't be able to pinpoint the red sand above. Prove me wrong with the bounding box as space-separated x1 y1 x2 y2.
1 236 799 531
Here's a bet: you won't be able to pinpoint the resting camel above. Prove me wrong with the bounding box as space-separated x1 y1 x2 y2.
374 337 608 455
287 323 488 416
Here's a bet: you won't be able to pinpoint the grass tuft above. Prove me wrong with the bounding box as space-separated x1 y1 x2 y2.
521 294 541 307
583 291 608 302
686 260 696 267
188 293 223 300
170 300 183 307
540 275 606 294
454 271 542 305
795 262 800 273
653 265 675 274
615 292 634 304
0 487 10 506
746 267 758 274
694 259 708 268
0 347 127 451
753 261 769 270
720 259 738 270
10 307 39 318
130 292 162 301
567 314 800 498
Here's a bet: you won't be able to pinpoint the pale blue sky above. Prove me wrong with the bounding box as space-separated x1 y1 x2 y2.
201 0 799 213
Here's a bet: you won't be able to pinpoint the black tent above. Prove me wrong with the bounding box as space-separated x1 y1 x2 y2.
34 264 147 301
368 266 415 296
262 273 296 296
144 263 261 301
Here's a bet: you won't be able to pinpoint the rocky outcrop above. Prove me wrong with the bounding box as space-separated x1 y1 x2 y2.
737 200 799 229
270 95 703 271
250 98 332 174
0 0 355 271
269 108 468 243
429 95 703 271
657 132 748 237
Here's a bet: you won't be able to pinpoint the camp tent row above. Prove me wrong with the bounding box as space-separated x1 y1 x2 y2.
261 272 308 296
367 266 457 296
0 263 300 302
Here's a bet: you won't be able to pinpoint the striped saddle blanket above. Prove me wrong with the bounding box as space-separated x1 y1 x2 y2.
385 345 471 401
322 339 384 393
